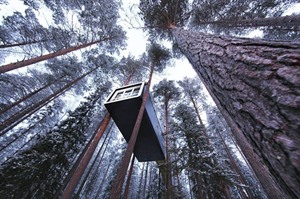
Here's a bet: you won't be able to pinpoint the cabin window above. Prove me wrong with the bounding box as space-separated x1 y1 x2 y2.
111 85 141 102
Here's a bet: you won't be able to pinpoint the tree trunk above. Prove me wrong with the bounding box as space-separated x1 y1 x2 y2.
53 115 106 198
143 162 149 198
95 158 113 197
197 14 300 28
108 61 155 199
187 171 193 199
0 74 67 115
138 163 146 199
60 70 134 199
75 122 112 196
123 155 135 199
174 155 182 195
215 127 253 199
172 27 300 198
61 113 111 199
0 39 51 48
188 93 211 144
164 104 173 199
0 67 99 135
0 37 113 73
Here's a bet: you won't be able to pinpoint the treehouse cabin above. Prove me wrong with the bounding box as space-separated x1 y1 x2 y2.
104 82 166 162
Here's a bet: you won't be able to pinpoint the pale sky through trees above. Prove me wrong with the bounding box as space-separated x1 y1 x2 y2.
3 0 299 84
119 0 197 85
4 0 298 122
1 0 300 198
0 0 197 84
2 0 299 113
1 0 299 117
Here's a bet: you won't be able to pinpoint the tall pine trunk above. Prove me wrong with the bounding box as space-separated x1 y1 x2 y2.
0 67 99 135
172 27 300 199
0 37 113 73
215 127 253 199
0 39 51 48
61 70 135 198
0 74 67 115
197 15 300 28
123 156 135 199
53 115 107 198
108 61 155 199
143 162 149 198
164 102 173 199
61 113 111 199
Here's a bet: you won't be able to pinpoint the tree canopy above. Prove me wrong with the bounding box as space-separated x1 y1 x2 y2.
0 0 299 198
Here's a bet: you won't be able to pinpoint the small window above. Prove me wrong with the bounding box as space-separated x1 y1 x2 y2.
132 87 140 97
124 90 132 97
110 84 142 102
112 91 123 101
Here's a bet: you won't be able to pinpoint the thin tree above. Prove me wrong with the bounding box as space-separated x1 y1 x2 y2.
153 79 180 199
137 163 146 199
123 155 135 199
108 43 171 199
73 121 114 197
60 56 145 198
143 162 149 198
0 37 114 73
0 39 52 49
139 1 300 198
0 66 101 135
0 74 67 115
179 77 254 198
172 103 232 198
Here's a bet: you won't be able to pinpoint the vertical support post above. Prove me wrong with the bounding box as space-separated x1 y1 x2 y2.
108 62 155 199
123 155 135 199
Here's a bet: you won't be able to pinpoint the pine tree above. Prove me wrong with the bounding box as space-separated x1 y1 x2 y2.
194 15 300 28
171 103 232 198
109 43 171 198
153 79 180 199
139 1 300 198
206 105 268 199
0 65 101 135
0 84 110 198
190 0 299 35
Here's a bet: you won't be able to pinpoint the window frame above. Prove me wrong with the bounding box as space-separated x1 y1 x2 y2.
107 82 145 103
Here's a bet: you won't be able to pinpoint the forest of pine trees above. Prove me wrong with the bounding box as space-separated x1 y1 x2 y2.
0 0 299 198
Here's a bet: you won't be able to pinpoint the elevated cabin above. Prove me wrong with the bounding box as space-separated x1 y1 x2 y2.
104 82 166 162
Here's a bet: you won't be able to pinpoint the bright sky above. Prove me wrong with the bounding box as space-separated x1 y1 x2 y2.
3 0 299 84
1 0 299 108
119 0 197 86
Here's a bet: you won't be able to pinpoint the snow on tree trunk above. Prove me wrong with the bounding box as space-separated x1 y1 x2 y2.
172 27 300 199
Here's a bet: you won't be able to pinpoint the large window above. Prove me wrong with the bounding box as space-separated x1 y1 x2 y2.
111 85 141 102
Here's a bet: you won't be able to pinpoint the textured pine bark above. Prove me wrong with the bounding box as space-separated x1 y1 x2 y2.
196 15 300 28
172 28 300 198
